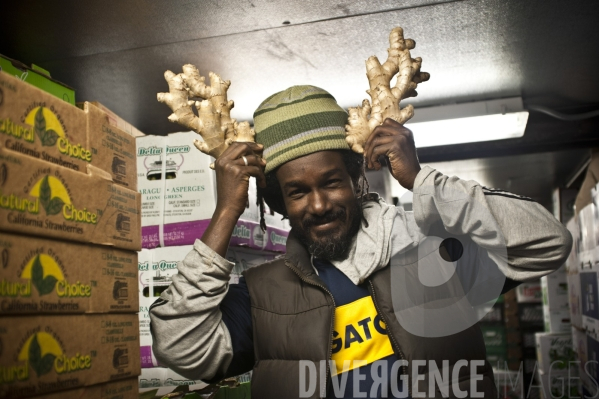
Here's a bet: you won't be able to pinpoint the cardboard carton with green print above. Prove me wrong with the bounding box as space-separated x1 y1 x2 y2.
0 144 141 250
0 314 140 398
0 71 136 189
0 232 138 315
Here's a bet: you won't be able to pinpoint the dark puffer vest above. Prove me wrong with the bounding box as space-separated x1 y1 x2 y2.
244 233 497 398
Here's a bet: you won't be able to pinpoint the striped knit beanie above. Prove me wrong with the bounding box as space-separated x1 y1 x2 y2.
253 85 349 174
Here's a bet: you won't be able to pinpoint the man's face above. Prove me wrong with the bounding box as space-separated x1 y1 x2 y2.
275 151 362 260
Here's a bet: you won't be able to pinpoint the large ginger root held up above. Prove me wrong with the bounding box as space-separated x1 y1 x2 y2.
157 65 255 167
346 27 430 153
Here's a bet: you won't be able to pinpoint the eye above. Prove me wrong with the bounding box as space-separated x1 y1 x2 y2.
287 188 305 198
326 179 341 186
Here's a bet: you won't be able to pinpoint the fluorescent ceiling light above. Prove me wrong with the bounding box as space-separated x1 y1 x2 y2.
404 97 529 148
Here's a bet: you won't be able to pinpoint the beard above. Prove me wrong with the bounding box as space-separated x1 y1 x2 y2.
292 198 363 261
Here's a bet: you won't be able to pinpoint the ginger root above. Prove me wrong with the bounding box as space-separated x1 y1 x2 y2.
346 27 430 153
157 65 255 167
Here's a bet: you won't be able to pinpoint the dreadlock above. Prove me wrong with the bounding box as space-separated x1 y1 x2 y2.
256 150 369 231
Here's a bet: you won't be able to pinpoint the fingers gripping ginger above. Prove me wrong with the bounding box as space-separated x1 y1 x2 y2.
157 65 255 167
346 27 430 153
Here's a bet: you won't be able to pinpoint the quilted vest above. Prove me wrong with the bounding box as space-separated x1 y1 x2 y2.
244 233 498 398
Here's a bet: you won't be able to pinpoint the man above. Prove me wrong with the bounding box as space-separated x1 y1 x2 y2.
150 86 572 398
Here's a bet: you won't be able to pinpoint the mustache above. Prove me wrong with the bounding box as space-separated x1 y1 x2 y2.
302 209 347 230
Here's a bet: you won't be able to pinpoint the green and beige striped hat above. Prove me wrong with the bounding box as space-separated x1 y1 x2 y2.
253 85 350 174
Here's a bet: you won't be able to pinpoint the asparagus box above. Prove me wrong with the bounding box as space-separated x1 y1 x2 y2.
568 272 583 329
138 245 274 368
80 101 145 138
82 102 137 191
535 333 574 373
0 314 140 398
139 367 206 396
138 246 192 368
0 144 141 250
137 132 289 250
0 72 135 190
44 378 138 399
0 232 138 315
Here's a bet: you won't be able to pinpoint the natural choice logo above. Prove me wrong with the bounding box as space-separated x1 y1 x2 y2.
26 175 98 223
26 107 91 161
29 255 59 296
32 107 59 147
38 175 66 216
0 253 92 298
1 331 92 382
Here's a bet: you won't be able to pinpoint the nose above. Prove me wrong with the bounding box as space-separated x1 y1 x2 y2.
307 189 332 217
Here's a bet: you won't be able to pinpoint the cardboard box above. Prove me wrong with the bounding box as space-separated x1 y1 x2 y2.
572 326 587 364
82 101 145 138
44 378 138 399
575 149 599 216
0 232 138 315
519 303 545 328
0 54 75 105
536 370 580 399
0 144 141 250
0 314 140 398
542 266 569 312
586 332 599 384
481 325 507 351
0 72 136 190
138 246 193 368
535 333 574 373
581 270 599 333
578 204 596 268
138 245 274 368
137 132 289 251
544 309 571 333
576 328 599 398
517 281 543 303
593 184 599 264
83 102 137 190
568 272 583 329
138 367 207 396
225 247 276 285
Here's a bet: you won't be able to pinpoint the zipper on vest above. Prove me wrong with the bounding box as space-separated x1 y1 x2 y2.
285 260 335 399
368 280 412 398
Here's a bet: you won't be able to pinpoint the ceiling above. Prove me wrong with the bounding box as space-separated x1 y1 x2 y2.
2 0 599 205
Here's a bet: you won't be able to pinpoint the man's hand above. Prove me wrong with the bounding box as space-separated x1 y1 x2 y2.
214 142 266 219
202 142 266 257
363 118 421 190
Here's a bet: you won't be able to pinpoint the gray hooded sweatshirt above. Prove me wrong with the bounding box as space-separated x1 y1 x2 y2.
149 166 572 381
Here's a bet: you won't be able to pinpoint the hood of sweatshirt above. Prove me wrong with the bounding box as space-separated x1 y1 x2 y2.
329 193 423 284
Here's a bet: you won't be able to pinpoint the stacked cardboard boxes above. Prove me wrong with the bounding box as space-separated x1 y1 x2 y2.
563 182 599 397
138 244 271 396
135 138 288 394
535 333 578 398
0 71 142 398
136 131 290 251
